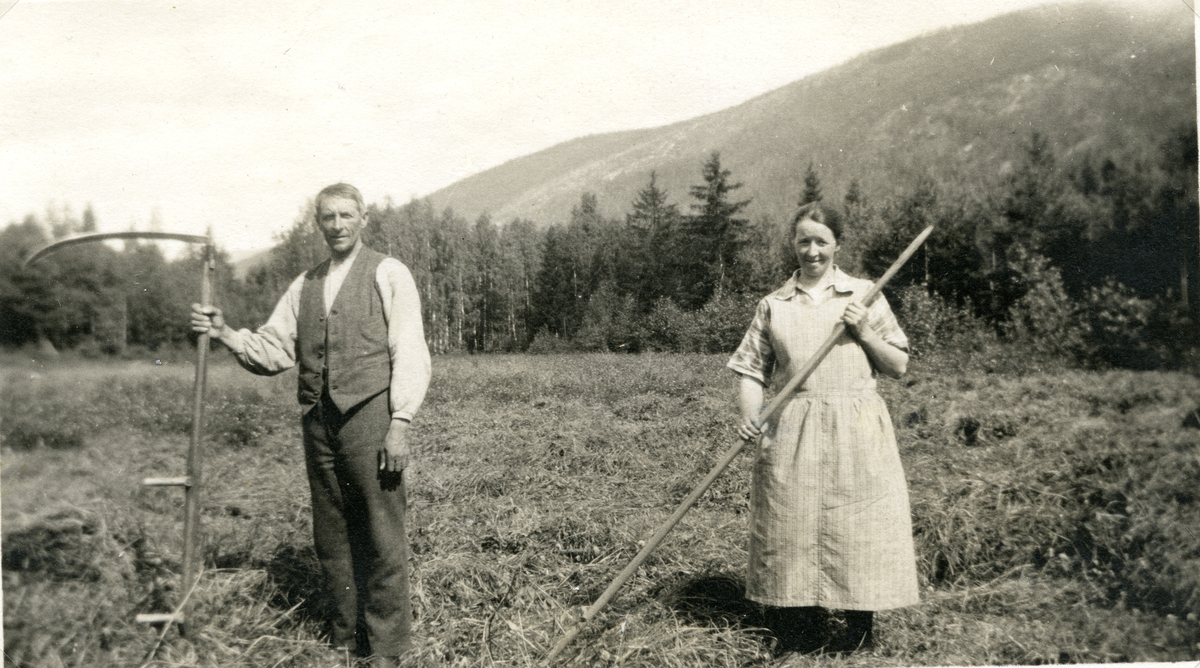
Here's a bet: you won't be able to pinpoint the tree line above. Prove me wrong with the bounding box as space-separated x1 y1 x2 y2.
2 124 1196 369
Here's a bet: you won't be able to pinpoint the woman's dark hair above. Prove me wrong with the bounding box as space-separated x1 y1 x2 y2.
790 201 844 242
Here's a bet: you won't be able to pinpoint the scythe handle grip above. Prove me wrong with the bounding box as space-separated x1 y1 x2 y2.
180 234 215 637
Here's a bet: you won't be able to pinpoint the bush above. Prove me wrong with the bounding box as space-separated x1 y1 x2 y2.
691 291 757 354
894 285 992 358
574 286 641 352
1003 248 1086 360
1077 279 1170 370
640 297 700 352
640 293 756 354
526 327 579 354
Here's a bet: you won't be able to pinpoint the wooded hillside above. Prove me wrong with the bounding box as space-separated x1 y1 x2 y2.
426 2 1194 232
1 1 1195 369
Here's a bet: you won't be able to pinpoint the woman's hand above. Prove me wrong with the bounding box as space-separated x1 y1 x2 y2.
842 302 909 378
842 302 869 338
738 374 766 442
737 422 762 442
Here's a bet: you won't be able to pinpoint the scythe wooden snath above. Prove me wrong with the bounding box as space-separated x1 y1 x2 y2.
25 230 216 638
545 225 935 662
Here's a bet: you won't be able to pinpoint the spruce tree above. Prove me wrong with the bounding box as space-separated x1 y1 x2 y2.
844 179 864 207
626 172 683 307
800 162 823 205
688 152 751 304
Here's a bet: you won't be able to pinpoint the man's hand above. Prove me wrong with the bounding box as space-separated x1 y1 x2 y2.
379 419 410 473
191 304 227 339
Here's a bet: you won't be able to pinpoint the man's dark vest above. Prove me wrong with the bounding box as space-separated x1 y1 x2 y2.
296 246 391 413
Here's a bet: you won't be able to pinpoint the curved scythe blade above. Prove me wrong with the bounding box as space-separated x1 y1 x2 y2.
23 231 211 268
21 227 217 635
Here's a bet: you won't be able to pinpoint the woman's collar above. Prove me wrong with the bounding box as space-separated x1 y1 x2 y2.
775 266 853 300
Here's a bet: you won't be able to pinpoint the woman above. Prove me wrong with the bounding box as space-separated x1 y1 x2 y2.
727 201 919 656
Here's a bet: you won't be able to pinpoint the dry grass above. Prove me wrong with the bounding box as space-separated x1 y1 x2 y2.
3 352 1200 667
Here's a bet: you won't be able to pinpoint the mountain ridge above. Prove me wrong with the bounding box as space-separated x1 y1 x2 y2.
425 1 1196 228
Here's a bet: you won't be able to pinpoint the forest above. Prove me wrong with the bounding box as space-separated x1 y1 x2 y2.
2 125 1197 371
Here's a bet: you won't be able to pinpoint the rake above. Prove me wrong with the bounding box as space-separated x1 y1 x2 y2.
546 225 934 662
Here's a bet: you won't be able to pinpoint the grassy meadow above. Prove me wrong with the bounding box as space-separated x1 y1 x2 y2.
3 351 1200 667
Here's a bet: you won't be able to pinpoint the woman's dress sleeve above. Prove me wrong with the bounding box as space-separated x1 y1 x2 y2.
867 293 909 351
727 298 775 385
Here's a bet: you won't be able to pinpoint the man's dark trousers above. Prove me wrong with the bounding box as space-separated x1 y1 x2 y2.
304 388 412 656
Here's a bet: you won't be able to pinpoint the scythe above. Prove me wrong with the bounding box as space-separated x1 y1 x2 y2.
25 230 215 638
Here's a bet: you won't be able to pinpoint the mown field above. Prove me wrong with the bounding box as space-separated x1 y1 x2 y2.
3 351 1200 667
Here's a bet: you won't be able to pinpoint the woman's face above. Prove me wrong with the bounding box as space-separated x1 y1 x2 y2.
793 218 840 280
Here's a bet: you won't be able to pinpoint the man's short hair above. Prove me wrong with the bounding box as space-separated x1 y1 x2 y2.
315 183 365 213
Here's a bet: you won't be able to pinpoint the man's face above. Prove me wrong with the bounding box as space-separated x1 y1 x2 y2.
316 196 367 257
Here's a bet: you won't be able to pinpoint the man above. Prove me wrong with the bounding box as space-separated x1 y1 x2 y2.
191 183 431 665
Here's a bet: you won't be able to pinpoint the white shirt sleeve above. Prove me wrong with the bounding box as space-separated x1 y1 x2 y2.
376 258 432 421
220 273 305 375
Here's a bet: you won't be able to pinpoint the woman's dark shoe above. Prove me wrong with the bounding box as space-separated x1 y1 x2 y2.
766 606 829 656
825 610 874 654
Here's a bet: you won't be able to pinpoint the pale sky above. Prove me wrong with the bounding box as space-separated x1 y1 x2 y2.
0 0 1181 253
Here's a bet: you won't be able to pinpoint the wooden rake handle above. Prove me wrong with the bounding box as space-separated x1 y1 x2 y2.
544 225 934 663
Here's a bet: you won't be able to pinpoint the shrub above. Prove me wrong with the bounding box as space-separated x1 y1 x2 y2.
574 287 641 353
984 249 1199 371
640 297 701 352
1077 279 1169 370
526 327 579 354
1003 248 1086 360
640 293 756 354
691 291 757 354
894 285 991 358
